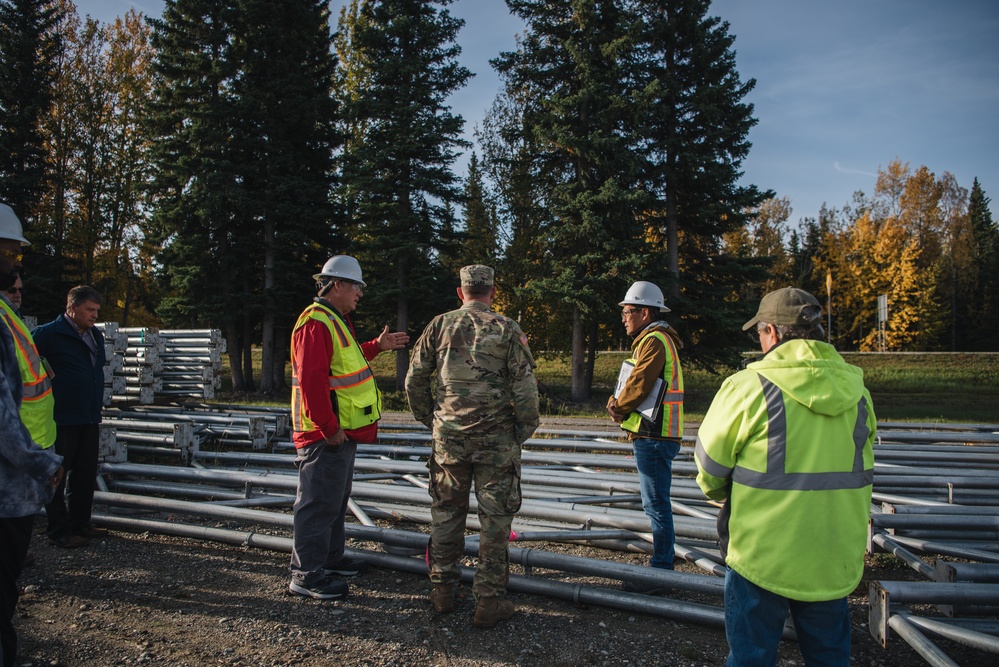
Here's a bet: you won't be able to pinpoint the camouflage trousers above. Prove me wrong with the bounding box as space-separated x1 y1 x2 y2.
427 433 522 599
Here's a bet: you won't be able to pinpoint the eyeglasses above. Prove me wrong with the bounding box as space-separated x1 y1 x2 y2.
621 308 643 317
339 279 362 292
748 323 769 344
5 287 24 294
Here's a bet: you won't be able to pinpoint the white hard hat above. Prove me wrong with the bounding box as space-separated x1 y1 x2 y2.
0 203 30 246
314 255 366 287
619 281 670 313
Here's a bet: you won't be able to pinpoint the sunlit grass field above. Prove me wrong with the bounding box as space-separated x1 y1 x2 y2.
229 350 999 424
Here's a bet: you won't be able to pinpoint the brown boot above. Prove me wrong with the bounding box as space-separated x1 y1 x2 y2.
430 584 454 614
473 596 514 628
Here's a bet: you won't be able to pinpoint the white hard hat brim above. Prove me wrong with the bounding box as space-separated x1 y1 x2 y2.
618 299 670 313
313 272 366 287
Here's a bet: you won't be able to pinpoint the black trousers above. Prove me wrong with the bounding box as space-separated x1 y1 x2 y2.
0 515 33 667
45 423 99 539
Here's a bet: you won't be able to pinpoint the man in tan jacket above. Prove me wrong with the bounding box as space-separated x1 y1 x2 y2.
607 281 684 585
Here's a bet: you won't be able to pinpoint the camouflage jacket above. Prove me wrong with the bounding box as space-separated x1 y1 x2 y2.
405 300 539 445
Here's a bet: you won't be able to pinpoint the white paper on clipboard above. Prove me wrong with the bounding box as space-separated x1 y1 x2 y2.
613 360 666 421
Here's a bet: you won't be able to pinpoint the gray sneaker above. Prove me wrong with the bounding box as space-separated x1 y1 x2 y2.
324 557 369 577
289 578 348 600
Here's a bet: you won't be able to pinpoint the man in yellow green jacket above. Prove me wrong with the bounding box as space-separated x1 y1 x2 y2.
695 287 875 666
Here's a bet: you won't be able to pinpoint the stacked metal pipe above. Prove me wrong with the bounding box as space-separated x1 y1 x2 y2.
158 329 225 400
110 327 224 403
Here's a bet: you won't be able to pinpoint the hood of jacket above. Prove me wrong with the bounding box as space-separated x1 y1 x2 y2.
747 338 865 418
631 320 682 351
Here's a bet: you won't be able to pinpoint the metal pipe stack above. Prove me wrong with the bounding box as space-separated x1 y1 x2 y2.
111 327 224 403
158 329 225 400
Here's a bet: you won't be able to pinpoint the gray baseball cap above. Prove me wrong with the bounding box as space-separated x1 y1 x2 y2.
743 287 821 331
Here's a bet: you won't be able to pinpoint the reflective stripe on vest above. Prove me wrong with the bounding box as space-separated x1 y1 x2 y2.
0 299 56 447
729 375 872 492
290 302 380 433
621 330 684 439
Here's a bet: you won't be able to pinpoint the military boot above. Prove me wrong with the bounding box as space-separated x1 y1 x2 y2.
472 596 514 628
430 584 454 614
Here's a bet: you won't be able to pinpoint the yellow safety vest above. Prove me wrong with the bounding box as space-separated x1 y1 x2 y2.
0 299 56 447
621 330 684 440
290 301 381 433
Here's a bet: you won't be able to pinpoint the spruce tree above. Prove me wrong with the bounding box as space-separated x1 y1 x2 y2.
966 178 999 350
457 152 499 266
495 0 650 401
147 0 340 391
146 0 254 387
0 0 62 225
633 0 767 366
233 0 340 393
336 0 471 389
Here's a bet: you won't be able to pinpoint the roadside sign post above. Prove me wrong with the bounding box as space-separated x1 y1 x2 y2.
877 294 888 352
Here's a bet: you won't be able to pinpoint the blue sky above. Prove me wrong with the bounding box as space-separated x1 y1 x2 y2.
78 0 999 223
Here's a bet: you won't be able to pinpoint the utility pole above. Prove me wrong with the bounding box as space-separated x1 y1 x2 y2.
826 271 832 343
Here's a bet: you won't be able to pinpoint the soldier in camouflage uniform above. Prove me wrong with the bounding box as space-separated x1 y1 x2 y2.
405 265 539 628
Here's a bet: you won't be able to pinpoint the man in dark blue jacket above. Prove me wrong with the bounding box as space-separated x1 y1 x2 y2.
33 286 107 548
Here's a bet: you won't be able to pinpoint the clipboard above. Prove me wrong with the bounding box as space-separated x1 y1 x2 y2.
613 360 666 421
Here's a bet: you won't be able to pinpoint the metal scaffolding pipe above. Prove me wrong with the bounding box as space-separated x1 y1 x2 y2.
895 612 999 654
886 614 960 667
870 533 935 579
873 581 999 605
886 535 999 564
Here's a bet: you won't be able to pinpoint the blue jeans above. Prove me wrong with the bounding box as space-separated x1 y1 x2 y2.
632 437 681 569
725 568 851 667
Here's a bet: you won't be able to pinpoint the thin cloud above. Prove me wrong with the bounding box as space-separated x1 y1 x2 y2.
834 162 877 178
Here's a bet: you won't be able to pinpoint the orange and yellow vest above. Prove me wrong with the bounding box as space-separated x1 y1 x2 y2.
621 330 684 440
290 301 381 433
0 298 56 447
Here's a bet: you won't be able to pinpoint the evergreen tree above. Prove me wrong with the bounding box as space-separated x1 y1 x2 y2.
966 178 999 350
490 0 765 390
478 84 560 350
936 171 971 351
634 0 767 366
148 0 339 391
146 0 254 387
336 0 471 390
495 0 650 401
457 151 499 266
0 0 62 227
234 0 340 393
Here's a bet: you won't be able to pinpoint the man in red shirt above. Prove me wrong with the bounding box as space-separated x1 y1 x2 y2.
288 255 409 599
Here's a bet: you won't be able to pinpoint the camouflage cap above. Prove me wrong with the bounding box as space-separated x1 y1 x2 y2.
460 264 494 287
743 287 822 331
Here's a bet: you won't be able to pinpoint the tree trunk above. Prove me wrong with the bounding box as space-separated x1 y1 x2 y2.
570 305 589 402
585 317 597 392
227 325 246 391
665 187 680 301
241 308 254 391
394 261 410 392
271 325 288 392
259 216 276 393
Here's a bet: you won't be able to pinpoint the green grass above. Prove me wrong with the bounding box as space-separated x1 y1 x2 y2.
221 349 999 424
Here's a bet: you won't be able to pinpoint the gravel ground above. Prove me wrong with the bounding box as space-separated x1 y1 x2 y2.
11 414 986 666
14 523 975 667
